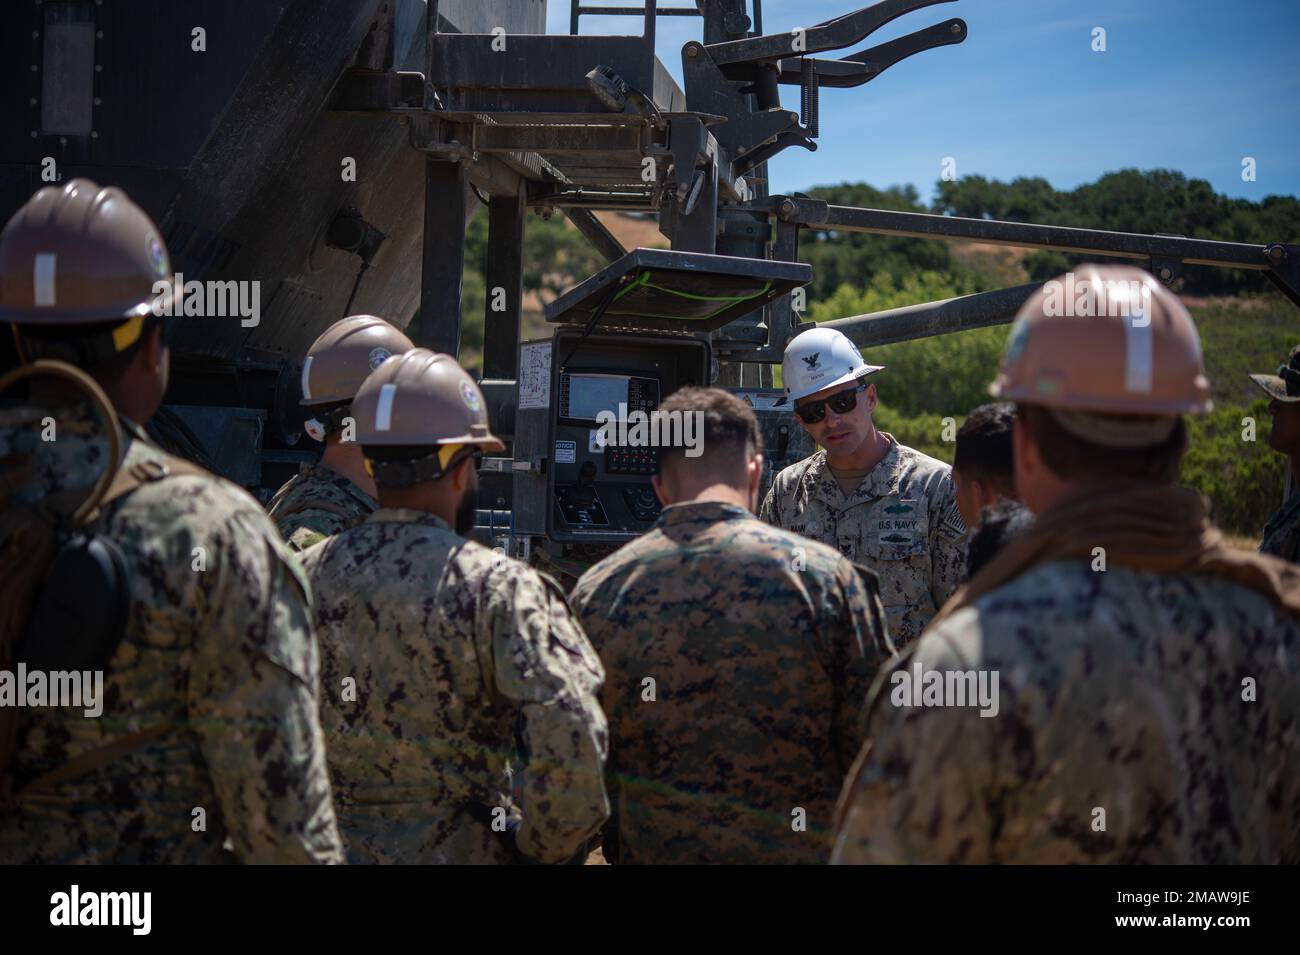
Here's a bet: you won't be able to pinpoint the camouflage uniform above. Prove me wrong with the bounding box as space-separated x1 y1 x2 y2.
1260 490 1300 564
298 508 609 864
267 462 377 552
832 560 1300 864
571 501 893 865
0 404 343 864
760 435 967 647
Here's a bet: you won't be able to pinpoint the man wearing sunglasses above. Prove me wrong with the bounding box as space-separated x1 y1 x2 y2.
760 326 968 647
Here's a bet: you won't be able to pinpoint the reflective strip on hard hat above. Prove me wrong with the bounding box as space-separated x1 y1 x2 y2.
1124 315 1153 393
34 253 57 306
300 356 314 400
374 382 397 431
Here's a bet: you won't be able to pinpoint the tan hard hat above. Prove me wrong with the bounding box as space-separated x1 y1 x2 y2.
353 348 505 451
991 264 1212 420
300 314 414 407
0 178 175 324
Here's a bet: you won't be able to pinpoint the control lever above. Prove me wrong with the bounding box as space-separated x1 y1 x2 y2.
768 18 967 89
705 0 958 67
570 460 598 507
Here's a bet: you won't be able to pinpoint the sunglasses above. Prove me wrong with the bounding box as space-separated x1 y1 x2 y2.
794 380 869 424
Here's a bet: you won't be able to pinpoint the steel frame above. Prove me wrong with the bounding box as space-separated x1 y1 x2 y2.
334 0 1298 382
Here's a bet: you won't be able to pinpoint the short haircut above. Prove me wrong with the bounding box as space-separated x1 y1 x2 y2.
953 403 1017 498
655 386 763 474
965 499 1034 579
1019 403 1187 484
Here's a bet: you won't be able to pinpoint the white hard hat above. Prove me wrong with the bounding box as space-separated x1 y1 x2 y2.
782 326 884 402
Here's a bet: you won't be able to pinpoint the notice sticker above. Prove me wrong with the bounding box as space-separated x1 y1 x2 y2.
518 341 552 410
554 440 577 464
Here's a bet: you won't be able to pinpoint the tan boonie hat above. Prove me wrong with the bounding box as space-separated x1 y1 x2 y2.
354 348 504 451
1249 344 1300 403
300 314 414 408
0 178 176 331
990 264 1212 447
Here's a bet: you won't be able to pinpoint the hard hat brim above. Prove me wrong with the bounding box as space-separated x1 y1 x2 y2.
0 282 182 326
1249 373 1300 403
360 431 506 454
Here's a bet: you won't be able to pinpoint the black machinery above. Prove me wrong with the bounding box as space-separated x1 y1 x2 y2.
3 0 1297 575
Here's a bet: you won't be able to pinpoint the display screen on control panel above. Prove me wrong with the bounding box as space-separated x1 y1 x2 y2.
560 372 659 424
567 374 629 421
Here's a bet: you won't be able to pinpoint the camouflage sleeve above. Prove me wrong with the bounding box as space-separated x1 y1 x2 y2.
487 567 610 864
929 480 968 607
828 560 890 773
569 572 623 863
276 508 352 553
758 483 779 526
831 621 996 864
187 498 344 864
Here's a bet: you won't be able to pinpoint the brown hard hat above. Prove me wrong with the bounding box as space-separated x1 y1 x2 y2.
0 178 175 324
990 264 1212 420
353 348 505 451
300 314 414 407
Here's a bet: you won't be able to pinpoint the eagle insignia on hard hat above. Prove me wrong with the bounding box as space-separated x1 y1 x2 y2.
460 380 481 412
147 234 167 277
802 352 820 369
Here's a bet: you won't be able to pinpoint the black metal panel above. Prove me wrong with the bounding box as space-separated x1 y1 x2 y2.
483 190 527 378
416 160 469 356
428 34 687 113
545 247 811 333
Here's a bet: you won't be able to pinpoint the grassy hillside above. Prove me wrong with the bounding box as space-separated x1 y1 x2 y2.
452 171 1297 539
845 295 1294 538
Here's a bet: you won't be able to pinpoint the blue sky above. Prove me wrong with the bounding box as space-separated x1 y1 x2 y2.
547 0 1300 204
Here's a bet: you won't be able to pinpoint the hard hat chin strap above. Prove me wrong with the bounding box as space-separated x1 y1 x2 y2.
364 443 477 489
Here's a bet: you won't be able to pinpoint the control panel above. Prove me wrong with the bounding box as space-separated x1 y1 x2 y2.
512 329 711 544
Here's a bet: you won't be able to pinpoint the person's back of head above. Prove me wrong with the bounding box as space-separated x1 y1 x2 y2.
964 499 1034 579
0 179 176 425
299 314 414 444
653 387 764 511
989 264 1210 514
352 348 504 536
952 402 1018 528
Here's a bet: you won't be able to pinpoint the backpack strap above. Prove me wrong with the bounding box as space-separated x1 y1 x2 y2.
0 448 208 806
0 360 123 527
